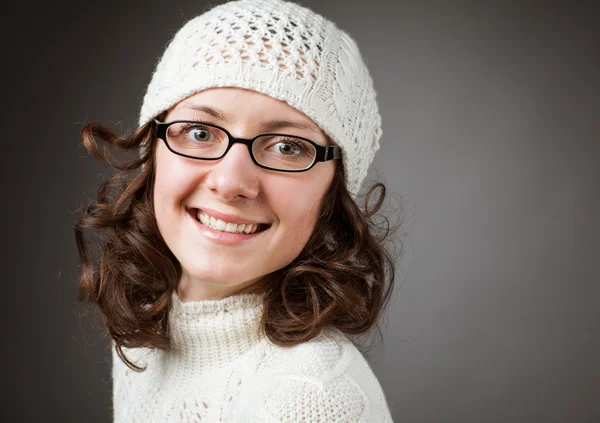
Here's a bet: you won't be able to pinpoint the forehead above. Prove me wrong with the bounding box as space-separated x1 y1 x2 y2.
168 87 329 141
173 88 302 118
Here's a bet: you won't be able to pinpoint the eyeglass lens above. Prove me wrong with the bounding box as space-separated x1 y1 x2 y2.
165 122 317 171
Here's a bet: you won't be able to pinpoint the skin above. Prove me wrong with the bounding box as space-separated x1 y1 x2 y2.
153 87 336 301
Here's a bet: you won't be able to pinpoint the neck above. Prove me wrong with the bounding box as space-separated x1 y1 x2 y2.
167 289 266 375
177 274 266 301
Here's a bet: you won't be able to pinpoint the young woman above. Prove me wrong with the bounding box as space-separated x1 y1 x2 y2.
75 0 399 421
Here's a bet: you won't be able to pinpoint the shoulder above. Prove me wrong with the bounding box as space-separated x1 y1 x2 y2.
110 340 165 383
235 328 393 422
241 373 369 422
257 327 353 381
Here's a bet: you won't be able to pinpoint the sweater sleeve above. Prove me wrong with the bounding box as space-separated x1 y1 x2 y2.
243 374 393 423
111 340 126 422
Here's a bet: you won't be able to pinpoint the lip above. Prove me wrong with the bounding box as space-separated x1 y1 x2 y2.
189 207 268 226
187 208 269 246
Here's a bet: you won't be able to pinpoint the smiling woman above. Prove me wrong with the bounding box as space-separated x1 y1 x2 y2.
74 0 400 422
153 88 341 300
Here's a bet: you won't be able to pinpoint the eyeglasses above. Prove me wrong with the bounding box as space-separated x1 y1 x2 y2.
154 120 342 172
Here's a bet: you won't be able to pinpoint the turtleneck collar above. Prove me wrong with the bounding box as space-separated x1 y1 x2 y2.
167 289 266 376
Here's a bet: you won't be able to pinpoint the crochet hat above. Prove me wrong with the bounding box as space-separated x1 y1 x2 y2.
139 0 382 197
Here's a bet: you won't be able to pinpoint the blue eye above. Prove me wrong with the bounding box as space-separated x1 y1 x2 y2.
187 128 212 142
173 123 221 144
273 141 302 156
267 138 310 156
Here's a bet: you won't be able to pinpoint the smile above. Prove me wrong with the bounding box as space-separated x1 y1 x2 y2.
189 208 270 236
197 211 260 234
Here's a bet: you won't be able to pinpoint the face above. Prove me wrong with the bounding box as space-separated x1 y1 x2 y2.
153 88 337 301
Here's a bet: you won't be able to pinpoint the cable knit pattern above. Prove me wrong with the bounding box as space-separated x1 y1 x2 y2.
138 0 382 196
112 291 393 422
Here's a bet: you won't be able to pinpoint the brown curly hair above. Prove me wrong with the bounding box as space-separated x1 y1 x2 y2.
75 116 402 371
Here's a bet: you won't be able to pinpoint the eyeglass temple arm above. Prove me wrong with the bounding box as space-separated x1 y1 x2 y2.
320 145 342 162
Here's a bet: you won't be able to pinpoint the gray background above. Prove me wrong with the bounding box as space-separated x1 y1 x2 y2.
2 0 599 422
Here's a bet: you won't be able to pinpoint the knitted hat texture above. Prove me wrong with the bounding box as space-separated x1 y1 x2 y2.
139 0 381 196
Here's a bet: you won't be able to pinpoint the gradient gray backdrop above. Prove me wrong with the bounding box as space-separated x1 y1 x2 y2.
2 1 599 422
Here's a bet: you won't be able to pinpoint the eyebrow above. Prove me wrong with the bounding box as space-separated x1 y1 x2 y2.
177 102 322 136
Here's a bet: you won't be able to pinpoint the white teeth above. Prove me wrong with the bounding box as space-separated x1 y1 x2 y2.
196 211 261 234
199 214 208 225
215 219 226 231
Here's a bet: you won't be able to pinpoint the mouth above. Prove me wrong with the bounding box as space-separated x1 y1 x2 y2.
188 208 271 235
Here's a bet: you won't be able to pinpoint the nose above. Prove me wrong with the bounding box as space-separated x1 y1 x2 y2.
204 142 260 201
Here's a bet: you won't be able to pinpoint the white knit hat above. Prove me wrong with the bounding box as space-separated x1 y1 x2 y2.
139 0 382 197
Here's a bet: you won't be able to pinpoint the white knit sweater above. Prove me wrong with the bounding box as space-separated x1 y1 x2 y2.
111 291 394 422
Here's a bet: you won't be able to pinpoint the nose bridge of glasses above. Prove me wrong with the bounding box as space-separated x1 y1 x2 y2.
207 125 253 157
223 135 257 165
229 135 255 152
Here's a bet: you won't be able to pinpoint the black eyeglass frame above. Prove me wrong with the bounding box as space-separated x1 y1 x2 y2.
154 119 342 172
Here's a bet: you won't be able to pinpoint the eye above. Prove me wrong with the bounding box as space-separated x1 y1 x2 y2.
266 138 313 157
272 141 303 156
166 122 227 151
187 127 213 142
254 136 317 169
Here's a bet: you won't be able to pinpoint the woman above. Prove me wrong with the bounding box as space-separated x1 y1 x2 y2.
75 0 399 421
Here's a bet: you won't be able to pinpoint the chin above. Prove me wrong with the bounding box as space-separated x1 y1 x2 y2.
182 261 258 286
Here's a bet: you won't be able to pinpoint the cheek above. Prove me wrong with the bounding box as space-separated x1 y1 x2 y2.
153 148 177 215
268 175 329 255
153 145 199 228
